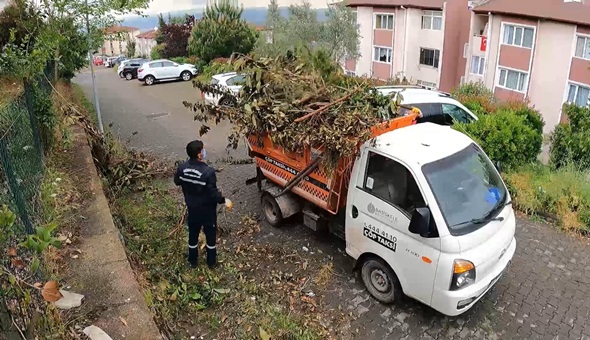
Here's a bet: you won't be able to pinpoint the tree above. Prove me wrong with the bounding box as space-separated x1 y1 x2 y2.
254 0 359 62
35 0 151 80
126 40 136 57
188 0 258 63
157 14 195 58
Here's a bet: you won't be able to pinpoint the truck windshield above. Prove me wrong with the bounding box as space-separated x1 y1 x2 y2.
422 143 507 236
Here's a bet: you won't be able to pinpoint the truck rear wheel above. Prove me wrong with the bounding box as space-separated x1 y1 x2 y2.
360 257 402 304
261 193 283 227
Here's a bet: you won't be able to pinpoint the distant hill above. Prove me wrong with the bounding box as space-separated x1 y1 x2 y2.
122 7 328 31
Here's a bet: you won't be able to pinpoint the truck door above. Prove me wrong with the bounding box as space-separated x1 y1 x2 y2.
346 150 442 305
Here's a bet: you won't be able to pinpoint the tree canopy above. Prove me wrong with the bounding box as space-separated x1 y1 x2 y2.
254 0 359 62
188 0 258 63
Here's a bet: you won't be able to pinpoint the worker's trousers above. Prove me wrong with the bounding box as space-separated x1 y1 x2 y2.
187 208 217 267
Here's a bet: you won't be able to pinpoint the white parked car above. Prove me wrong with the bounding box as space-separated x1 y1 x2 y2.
203 72 245 106
137 59 198 86
375 85 479 125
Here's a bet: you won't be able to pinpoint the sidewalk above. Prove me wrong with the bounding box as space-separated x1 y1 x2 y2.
61 125 161 339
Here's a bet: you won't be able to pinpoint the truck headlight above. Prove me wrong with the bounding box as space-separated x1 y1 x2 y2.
450 259 475 291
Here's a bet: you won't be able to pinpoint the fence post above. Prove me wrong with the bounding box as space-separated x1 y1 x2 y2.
0 138 34 234
23 79 44 156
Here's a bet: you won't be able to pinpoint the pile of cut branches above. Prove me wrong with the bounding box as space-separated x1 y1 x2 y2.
183 53 400 171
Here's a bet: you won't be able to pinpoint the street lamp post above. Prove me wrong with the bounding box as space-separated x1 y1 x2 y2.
85 0 104 134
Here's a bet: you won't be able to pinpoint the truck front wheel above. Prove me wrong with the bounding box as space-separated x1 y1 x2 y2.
261 193 283 227
360 257 402 304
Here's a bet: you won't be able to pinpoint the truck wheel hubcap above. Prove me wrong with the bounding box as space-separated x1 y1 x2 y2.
263 200 277 222
371 269 390 293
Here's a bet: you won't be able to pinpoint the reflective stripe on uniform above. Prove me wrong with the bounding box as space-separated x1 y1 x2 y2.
206 244 216 249
188 244 198 249
179 176 206 185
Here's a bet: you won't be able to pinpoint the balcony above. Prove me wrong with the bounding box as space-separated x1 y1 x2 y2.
471 35 487 57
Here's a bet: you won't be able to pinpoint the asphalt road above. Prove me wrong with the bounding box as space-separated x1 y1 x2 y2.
74 67 245 162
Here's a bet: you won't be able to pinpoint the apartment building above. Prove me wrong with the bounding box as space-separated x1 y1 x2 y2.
343 0 473 92
136 29 158 58
463 0 590 133
102 25 141 56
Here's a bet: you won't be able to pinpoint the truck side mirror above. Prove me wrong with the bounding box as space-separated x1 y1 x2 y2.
409 207 431 237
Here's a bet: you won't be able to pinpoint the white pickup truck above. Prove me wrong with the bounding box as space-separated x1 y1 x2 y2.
251 120 516 316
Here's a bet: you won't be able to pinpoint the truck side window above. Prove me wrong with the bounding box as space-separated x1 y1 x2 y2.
364 152 425 214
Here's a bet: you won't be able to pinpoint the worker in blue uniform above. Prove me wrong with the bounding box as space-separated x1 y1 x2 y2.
174 140 232 268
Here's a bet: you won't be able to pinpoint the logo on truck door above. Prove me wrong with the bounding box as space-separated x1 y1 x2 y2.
363 223 397 252
367 202 398 226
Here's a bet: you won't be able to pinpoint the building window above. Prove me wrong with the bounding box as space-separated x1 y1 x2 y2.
498 68 528 92
502 24 534 48
567 83 590 107
470 56 485 75
375 14 394 30
575 36 590 60
419 48 440 68
422 11 443 30
373 46 393 63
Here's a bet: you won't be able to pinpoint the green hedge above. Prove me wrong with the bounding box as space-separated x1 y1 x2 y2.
452 82 544 170
196 61 235 83
550 104 590 170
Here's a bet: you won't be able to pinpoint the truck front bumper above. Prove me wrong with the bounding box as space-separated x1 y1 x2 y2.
430 236 516 316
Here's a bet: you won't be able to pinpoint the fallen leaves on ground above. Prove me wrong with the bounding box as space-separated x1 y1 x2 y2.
41 281 63 302
8 247 17 257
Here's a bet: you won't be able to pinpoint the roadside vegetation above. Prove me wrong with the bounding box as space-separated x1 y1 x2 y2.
453 82 590 234
0 0 151 337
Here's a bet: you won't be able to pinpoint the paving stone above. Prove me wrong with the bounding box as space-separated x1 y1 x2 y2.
216 163 590 340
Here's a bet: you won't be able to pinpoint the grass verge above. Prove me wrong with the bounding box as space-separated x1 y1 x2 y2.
0 80 90 338
111 180 336 339
504 164 590 233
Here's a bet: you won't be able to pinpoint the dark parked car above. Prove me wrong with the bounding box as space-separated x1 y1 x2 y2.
122 60 147 80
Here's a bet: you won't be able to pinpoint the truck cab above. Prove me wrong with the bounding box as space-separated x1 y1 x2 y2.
345 123 515 316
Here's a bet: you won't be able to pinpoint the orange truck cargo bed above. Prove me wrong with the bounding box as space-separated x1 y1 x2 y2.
247 113 419 214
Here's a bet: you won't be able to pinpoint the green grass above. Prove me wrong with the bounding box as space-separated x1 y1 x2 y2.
504 163 590 233
112 180 329 339
71 84 97 125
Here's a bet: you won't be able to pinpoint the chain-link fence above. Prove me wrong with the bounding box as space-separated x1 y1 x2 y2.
0 74 50 234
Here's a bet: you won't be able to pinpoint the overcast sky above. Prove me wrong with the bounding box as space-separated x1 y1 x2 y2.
0 0 333 15
139 0 331 15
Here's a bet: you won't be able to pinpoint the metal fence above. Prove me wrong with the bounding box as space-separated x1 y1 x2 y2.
0 73 52 234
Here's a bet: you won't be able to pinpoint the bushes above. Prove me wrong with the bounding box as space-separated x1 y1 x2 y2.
550 104 590 170
196 61 235 82
170 56 189 64
504 164 590 233
452 81 497 117
452 82 544 170
150 44 164 60
455 109 542 169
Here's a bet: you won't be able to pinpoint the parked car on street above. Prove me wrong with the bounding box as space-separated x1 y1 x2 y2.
104 57 117 68
118 58 148 78
137 59 198 86
93 56 104 66
375 85 479 125
122 60 147 80
203 72 245 106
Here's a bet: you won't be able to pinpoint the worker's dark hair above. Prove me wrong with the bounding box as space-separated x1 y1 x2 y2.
186 140 204 159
